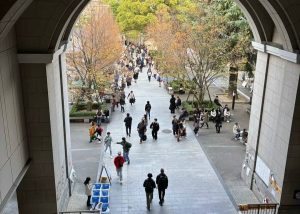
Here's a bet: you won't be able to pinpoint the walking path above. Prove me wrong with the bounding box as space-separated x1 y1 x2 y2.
103 69 237 213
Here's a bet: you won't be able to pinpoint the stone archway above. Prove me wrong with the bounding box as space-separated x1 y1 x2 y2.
1 1 300 213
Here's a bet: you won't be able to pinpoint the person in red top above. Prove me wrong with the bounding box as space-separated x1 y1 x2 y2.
114 152 125 184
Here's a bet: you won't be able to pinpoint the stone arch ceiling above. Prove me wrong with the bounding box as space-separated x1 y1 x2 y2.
15 0 90 53
260 0 300 51
1 0 297 53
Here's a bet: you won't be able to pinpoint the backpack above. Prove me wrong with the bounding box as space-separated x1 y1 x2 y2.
144 179 154 192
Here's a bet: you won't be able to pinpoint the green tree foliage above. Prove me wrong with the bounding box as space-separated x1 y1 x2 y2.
104 0 197 39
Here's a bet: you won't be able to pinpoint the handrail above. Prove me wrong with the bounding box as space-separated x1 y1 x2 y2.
238 203 278 214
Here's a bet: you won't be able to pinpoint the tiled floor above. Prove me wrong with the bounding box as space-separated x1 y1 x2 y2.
103 69 237 213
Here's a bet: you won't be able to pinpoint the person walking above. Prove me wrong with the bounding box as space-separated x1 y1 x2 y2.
156 169 168 206
200 110 209 129
84 177 92 207
147 68 152 82
104 132 113 158
89 121 97 143
124 113 132 137
120 96 125 112
172 115 178 136
215 114 222 133
145 101 152 119
114 152 125 183
176 96 182 110
127 91 135 106
169 95 176 113
150 118 160 140
137 119 147 143
233 122 241 140
116 137 132 164
143 173 156 211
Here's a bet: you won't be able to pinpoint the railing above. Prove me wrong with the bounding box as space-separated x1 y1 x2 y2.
238 204 278 214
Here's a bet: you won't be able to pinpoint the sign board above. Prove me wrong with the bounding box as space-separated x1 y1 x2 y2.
255 156 270 185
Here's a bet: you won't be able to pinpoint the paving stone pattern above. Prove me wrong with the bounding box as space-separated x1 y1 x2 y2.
102 69 237 214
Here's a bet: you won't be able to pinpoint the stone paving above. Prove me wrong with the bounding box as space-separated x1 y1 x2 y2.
101 70 237 213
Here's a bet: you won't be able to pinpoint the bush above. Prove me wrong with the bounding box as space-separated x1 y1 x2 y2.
169 80 182 92
182 100 218 114
70 111 96 118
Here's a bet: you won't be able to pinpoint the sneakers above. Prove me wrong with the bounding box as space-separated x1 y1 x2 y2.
110 156 113 159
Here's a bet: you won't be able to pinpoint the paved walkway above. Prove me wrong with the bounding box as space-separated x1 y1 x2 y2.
103 69 237 213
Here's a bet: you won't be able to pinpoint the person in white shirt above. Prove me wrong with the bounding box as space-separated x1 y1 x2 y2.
233 122 241 140
84 177 92 207
210 108 217 123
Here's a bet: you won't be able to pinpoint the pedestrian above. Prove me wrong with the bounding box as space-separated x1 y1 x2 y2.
200 110 209 128
214 95 222 107
241 129 248 144
150 118 160 140
111 94 116 112
215 114 222 133
143 173 156 211
127 91 135 106
116 137 132 164
210 108 216 123
137 119 147 143
233 122 241 140
104 132 113 158
89 121 97 143
96 109 102 125
156 169 168 206
95 125 103 142
223 105 231 122
157 75 162 87
145 101 151 119
114 152 125 183
147 68 152 82
124 113 132 137
172 115 178 136
169 95 176 113
176 96 181 110
84 177 92 207
120 96 125 112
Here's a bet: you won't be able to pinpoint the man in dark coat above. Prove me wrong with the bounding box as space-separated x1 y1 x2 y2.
124 113 132 137
143 173 156 211
156 168 168 206
169 95 176 113
145 101 152 119
150 118 160 140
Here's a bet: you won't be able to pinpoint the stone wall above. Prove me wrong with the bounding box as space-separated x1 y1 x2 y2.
0 28 29 209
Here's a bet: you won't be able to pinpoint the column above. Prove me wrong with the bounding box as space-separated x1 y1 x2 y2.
16 46 72 214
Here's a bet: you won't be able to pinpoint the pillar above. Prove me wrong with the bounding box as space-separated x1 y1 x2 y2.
16 45 72 214
241 39 300 213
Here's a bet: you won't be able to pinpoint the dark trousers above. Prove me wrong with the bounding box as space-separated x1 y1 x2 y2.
200 122 209 128
152 130 158 140
87 195 91 207
173 128 178 136
121 105 124 112
126 125 131 136
158 188 165 203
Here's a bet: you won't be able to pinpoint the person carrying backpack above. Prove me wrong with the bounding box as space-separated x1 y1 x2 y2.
116 137 132 164
143 173 156 211
156 168 168 206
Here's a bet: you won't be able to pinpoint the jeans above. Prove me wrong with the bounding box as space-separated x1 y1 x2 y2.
146 111 150 119
146 192 153 209
126 125 131 136
152 130 158 140
123 151 130 164
121 105 124 112
105 144 112 156
116 167 123 181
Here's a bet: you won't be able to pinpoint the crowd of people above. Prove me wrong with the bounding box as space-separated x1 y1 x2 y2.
84 41 248 211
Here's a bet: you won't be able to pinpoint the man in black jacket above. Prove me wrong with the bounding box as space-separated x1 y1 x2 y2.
150 118 160 140
143 173 156 211
145 101 152 119
124 113 132 137
156 168 168 206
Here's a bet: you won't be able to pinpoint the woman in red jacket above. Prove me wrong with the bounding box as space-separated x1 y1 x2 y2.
114 152 125 183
